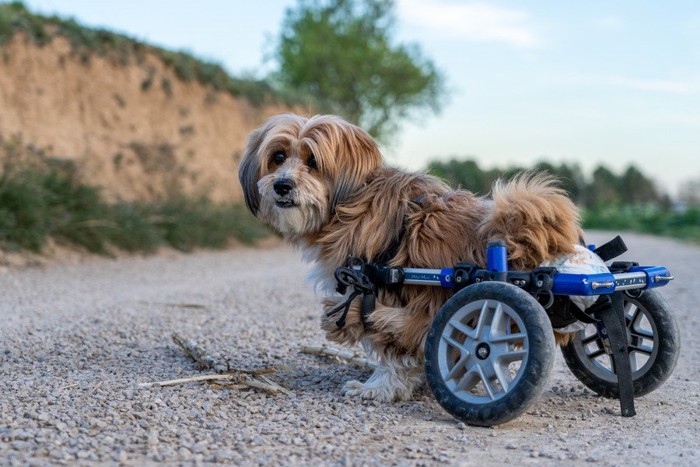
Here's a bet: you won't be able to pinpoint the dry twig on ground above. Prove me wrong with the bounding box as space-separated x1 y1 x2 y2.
300 344 378 370
137 333 291 395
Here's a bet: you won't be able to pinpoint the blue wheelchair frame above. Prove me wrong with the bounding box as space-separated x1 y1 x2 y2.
396 241 673 296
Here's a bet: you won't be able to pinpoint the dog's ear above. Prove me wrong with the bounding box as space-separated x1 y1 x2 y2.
238 124 267 215
332 120 383 209
308 116 382 210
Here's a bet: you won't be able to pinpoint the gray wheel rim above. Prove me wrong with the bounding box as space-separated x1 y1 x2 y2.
437 298 529 404
571 296 659 382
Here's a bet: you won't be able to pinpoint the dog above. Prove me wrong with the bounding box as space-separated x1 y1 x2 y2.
239 113 583 402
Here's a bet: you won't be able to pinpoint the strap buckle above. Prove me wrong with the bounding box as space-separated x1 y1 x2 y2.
328 258 377 329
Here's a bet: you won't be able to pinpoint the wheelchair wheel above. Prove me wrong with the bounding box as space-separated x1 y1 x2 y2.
425 282 556 427
561 290 680 398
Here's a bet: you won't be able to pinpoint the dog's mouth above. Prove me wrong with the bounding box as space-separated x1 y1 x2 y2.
275 199 297 209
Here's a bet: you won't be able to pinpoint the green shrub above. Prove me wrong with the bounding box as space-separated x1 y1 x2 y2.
0 2 51 46
102 203 161 253
146 198 267 252
0 165 269 254
0 167 53 251
583 204 700 243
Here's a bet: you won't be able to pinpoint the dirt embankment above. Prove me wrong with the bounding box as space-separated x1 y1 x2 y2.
0 33 290 203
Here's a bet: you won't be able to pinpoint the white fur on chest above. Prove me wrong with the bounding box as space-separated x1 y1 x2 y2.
300 243 338 296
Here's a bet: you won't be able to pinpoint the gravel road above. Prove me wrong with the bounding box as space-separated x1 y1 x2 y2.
1 232 698 466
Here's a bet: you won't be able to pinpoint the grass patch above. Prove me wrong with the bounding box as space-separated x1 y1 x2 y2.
583 204 700 243
0 164 269 254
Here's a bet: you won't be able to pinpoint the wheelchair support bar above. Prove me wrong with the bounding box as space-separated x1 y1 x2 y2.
402 268 454 287
386 266 673 294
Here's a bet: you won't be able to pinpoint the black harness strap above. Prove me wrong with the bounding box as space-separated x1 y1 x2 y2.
589 294 636 417
569 303 598 324
344 223 408 329
594 235 628 262
326 259 377 329
359 293 376 328
327 226 407 331
585 236 635 416
373 221 407 266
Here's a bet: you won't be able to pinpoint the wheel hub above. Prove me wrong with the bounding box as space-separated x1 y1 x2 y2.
476 343 491 360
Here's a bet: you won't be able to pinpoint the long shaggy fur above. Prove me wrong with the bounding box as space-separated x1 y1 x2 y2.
239 113 583 402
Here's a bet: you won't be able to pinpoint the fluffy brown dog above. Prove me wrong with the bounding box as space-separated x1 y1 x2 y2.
239 113 583 402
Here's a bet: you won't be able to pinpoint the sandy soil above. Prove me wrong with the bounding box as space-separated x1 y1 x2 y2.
0 231 698 465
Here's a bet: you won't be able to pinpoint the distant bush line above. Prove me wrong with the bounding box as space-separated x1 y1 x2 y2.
429 158 700 244
3 157 697 257
0 163 269 255
583 204 700 243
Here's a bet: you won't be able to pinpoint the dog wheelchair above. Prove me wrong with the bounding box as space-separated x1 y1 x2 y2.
335 236 680 427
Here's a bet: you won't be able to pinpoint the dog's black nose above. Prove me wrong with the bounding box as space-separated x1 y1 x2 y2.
273 179 295 196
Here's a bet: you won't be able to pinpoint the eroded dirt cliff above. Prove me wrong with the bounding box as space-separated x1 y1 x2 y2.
0 32 289 203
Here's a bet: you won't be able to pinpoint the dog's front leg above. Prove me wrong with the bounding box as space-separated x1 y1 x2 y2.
320 295 367 346
342 351 423 402
321 297 424 401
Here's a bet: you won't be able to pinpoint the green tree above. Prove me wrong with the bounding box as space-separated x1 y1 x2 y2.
588 165 621 208
533 161 586 204
427 159 495 195
619 165 664 206
679 177 700 206
273 0 445 141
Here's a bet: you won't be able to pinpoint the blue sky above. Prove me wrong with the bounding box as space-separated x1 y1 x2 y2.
13 0 700 196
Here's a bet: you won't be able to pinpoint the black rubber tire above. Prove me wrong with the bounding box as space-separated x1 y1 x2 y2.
425 282 556 427
561 290 680 398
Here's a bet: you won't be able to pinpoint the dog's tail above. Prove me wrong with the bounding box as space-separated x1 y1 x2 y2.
478 171 583 269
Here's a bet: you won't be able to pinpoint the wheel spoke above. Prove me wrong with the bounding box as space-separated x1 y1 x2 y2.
455 367 481 393
490 303 507 336
580 332 600 346
630 328 654 340
497 349 528 363
473 300 493 339
492 361 513 392
445 349 472 380
586 347 607 360
625 303 639 330
448 320 477 340
476 365 498 400
489 332 527 344
629 343 653 356
627 304 655 337
442 332 468 352
628 355 638 372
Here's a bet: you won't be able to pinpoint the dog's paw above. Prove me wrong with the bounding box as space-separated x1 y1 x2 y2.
341 380 364 395
342 379 402 402
341 363 421 402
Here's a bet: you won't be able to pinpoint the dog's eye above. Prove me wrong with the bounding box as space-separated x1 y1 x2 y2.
307 154 318 170
272 151 286 165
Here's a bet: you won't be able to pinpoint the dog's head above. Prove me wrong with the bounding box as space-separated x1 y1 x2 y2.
239 114 382 238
